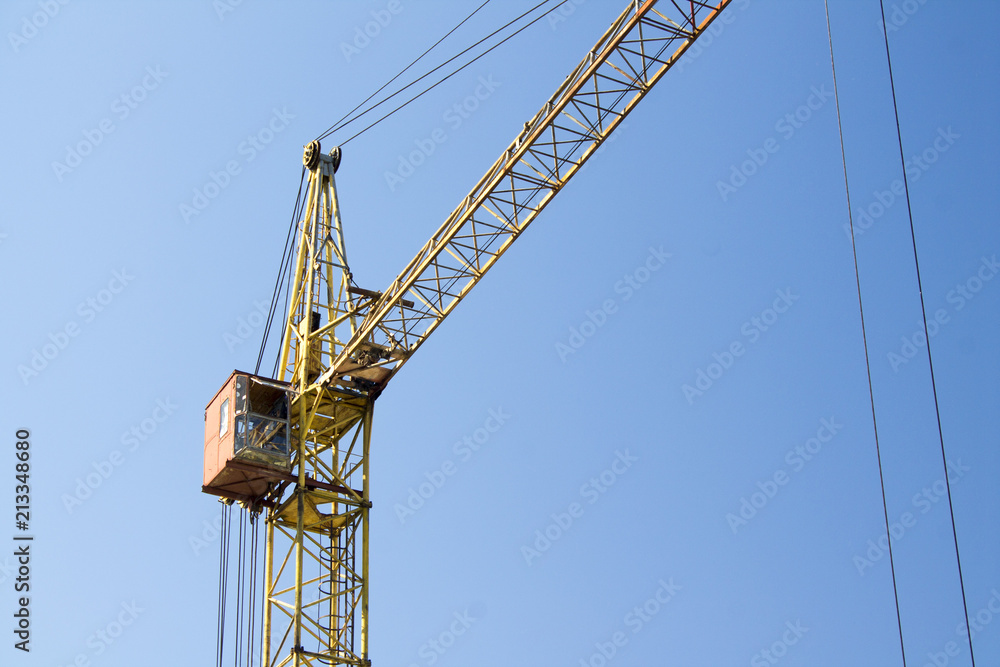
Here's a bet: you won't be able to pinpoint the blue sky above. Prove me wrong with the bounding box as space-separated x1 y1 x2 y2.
2 1 998 665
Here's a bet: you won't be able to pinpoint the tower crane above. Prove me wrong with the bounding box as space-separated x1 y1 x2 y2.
202 1 732 664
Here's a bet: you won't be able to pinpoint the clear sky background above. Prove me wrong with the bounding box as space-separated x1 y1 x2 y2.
1 1 998 666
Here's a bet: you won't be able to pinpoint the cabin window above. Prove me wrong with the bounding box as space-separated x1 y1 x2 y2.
219 398 230 438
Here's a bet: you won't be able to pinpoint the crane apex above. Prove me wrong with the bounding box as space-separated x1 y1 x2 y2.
303 139 321 169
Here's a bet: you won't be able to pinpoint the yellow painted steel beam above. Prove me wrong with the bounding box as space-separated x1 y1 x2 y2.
265 149 372 666
263 390 371 667
318 0 733 393
260 3 733 666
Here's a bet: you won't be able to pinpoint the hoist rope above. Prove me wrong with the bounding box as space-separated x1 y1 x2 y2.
212 506 262 667
877 1 977 663
234 509 246 667
245 515 259 667
823 1 907 663
216 502 232 667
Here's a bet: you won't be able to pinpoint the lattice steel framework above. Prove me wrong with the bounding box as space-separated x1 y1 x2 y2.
264 148 375 667
316 0 732 393
260 2 731 665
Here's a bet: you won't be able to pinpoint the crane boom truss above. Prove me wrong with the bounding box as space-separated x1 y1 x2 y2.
257 3 733 666
320 0 731 392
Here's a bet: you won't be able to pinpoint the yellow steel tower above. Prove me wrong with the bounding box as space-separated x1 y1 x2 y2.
265 142 382 666
203 2 733 665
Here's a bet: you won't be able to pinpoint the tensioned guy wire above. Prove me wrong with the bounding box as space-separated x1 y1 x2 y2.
314 0 494 142
255 166 306 377
320 0 562 145
877 1 977 663
823 1 907 664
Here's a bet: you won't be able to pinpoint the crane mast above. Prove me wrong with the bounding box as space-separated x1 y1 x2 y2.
265 144 375 665
205 2 733 665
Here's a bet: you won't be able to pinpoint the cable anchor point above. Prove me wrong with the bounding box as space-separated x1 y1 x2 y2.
303 140 342 173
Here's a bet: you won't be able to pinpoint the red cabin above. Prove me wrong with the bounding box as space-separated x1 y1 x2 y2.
203 371 293 503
